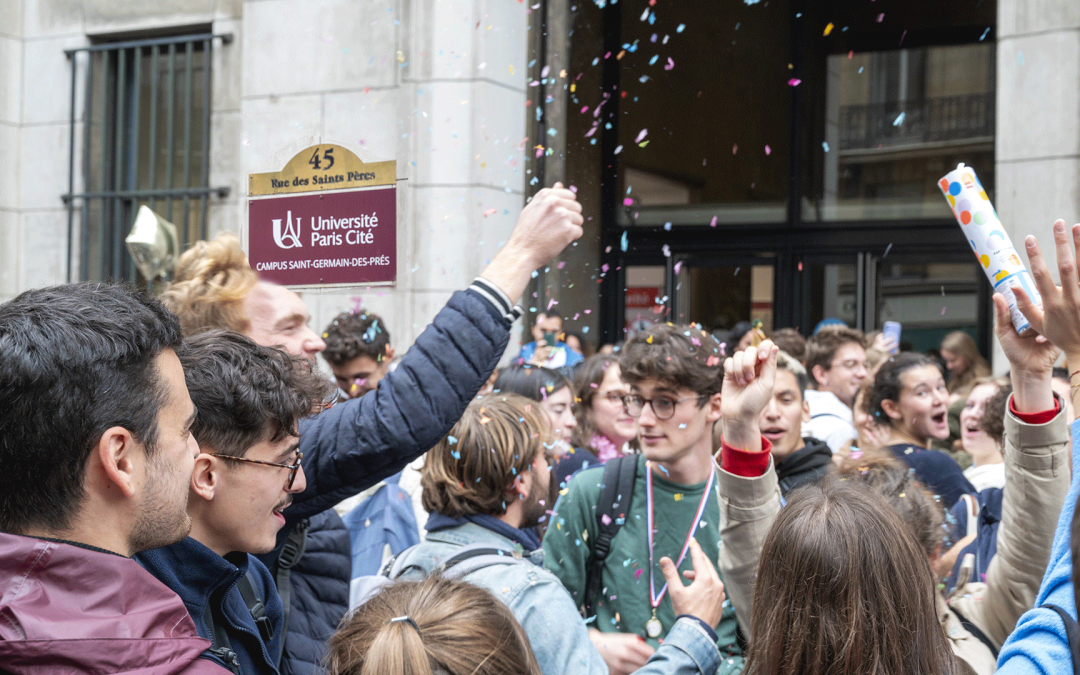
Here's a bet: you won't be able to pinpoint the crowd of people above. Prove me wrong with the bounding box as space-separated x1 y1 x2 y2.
2 181 1080 675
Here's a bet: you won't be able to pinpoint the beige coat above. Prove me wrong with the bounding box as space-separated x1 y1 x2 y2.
943 395 1070 673
712 395 1069 671
712 453 782 636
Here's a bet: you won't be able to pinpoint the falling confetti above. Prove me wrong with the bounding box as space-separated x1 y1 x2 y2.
787 78 802 86
823 22 834 36
635 128 648 143
892 112 906 126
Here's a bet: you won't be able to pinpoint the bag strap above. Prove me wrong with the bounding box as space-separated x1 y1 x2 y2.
202 602 243 673
960 493 980 539
437 545 528 579
949 605 1000 659
237 572 275 644
1042 604 1080 673
585 456 637 616
272 517 309 665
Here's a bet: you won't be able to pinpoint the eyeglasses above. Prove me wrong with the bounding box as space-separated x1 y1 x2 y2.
210 450 304 490
622 394 703 420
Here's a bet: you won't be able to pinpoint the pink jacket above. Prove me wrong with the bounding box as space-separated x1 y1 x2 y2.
0 532 229 675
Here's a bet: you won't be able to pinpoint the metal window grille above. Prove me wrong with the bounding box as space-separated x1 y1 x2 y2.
64 32 232 283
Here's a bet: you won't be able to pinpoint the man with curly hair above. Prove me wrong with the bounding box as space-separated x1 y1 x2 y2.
322 310 394 399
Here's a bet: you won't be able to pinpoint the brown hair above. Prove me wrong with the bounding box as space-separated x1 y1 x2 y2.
161 233 258 336
570 353 621 448
941 331 991 394
618 323 724 396
975 378 1011 448
771 328 807 363
421 393 550 517
176 329 334 458
323 310 392 366
327 575 542 675
744 477 959 675
806 327 866 381
833 451 945 558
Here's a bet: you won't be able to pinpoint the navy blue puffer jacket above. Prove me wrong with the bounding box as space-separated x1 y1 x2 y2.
258 286 514 674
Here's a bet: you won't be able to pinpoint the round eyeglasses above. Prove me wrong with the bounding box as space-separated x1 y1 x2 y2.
622 394 704 420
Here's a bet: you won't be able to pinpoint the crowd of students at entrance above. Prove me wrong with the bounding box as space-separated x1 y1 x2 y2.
1 180 1080 675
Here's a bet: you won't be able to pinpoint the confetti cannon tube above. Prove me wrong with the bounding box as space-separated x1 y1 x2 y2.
938 164 1042 334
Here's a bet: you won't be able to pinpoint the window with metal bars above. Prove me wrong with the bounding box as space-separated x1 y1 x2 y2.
64 32 232 283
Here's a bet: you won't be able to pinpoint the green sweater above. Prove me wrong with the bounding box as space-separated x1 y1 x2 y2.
543 454 743 672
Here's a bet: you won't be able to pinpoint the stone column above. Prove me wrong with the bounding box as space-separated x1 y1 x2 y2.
994 0 1080 371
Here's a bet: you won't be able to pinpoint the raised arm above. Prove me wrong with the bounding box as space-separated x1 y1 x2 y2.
993 220 1080 673
950 287 1069 647
715 340 782 635
290 185 584 517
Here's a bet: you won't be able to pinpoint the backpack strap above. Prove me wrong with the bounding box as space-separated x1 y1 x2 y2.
585 455 638 616
237 572 275 644
949 605 1000 659
272 517 309 664
202 602 243 673
960 493 980 539
1041 604 1080 673
437 545 529 579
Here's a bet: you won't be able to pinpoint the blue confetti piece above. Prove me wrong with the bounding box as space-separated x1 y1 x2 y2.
676 23 685 32
980 28 990 41
649 54 658 65
822 141 830 152
448 436 458 445
892 111 905 127
620 231 628 252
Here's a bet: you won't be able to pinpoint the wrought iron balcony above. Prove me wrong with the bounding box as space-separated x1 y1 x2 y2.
838 93 995 152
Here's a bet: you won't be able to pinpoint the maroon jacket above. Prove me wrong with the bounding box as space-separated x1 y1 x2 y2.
0 532 229 675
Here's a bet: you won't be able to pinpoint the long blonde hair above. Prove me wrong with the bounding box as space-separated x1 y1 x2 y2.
327 575 542 675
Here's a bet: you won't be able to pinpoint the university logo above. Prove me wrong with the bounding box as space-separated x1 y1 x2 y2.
272 211 303 249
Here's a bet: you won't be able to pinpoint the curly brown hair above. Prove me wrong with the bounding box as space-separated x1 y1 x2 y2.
176 329 334 457
322 310 391 366
618 323 723 396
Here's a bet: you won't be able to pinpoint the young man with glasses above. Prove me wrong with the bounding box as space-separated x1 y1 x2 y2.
544 324 744 675
802 326 869 453
137 330 333 674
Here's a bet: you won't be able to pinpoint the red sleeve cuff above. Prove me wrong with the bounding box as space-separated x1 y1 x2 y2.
1009 395 1060 425
720 437 772 477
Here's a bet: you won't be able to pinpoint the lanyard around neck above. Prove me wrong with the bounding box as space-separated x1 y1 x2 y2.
645 460 715 611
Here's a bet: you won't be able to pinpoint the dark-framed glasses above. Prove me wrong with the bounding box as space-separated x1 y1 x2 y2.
622 394 703 420
210 450 303 489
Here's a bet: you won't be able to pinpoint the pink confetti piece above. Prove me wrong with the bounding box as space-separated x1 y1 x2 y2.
876 13 884 22
788 78 801 86
623 198 634 206
601 514 613 526
483 208 498 217
634 568 645 579
732 143 738 155
710 216 718 227
941 306 947 315
635 128 648 143
674 261 683 275
664 57 675 71
765 145 772 155
706 355 720 367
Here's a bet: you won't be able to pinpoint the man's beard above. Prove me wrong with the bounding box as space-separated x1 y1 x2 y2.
129 452 193 553
519 477 550 530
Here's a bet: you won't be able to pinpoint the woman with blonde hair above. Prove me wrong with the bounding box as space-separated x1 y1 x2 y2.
941 331 991 395
328 574 542 675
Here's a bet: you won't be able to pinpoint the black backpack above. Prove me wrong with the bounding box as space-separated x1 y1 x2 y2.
583 455 638 617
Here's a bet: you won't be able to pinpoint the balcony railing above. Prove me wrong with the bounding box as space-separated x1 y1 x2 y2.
838 93 995 152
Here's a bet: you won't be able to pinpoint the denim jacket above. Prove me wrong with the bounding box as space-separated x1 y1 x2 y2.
392 521 721 675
